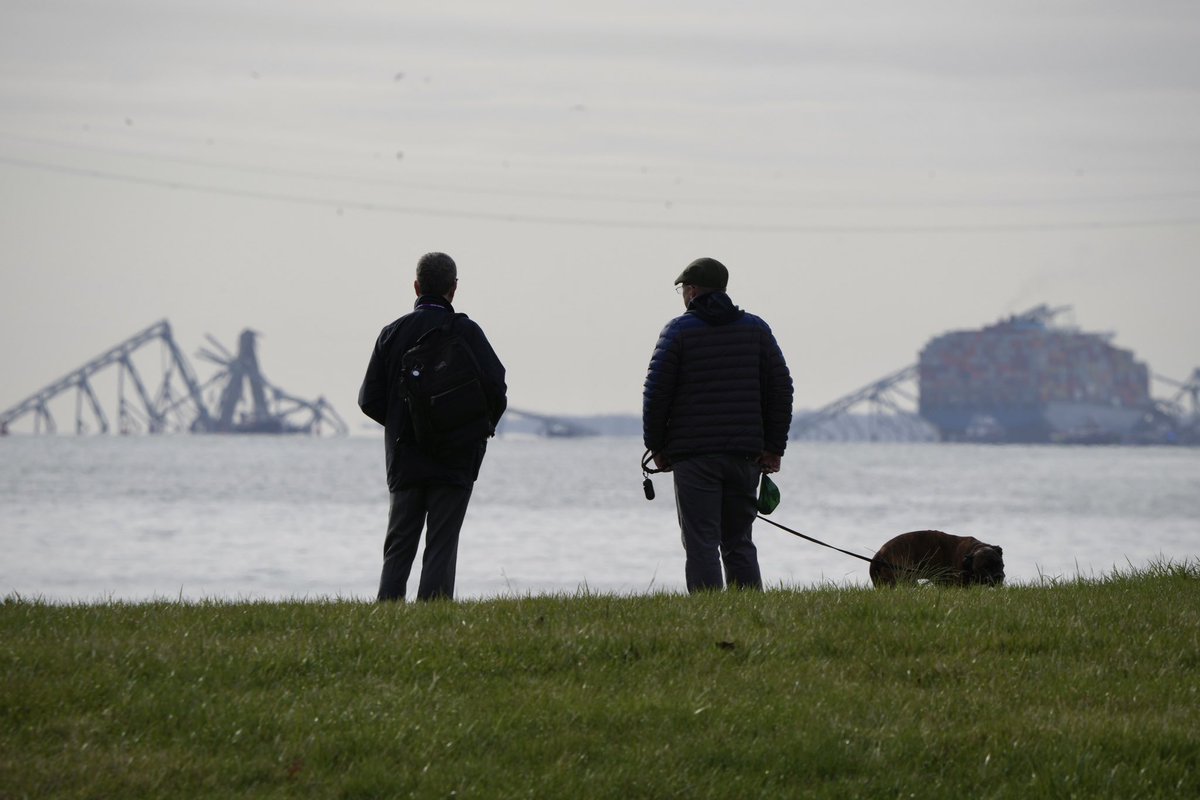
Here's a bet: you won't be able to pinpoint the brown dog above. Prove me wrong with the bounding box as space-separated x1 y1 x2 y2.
870 530 1004 587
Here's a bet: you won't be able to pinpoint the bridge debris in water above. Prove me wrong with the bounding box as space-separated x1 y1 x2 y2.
0 319 347 436
500 408 598 438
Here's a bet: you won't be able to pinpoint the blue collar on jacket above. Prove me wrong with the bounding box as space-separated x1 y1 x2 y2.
413 294 455 312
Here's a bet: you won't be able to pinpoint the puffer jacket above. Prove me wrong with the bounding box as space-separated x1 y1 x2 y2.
643 291 792 460
359 295 507 491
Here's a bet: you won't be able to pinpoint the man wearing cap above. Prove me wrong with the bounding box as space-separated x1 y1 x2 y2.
642 257 793 593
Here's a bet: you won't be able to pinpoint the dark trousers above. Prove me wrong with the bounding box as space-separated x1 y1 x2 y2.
672 454 763 593
378 482 473 601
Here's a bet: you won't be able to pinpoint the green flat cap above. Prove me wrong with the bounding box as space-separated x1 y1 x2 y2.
674 257 728 289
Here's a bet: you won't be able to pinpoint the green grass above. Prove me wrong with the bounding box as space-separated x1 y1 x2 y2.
3 562 1198 799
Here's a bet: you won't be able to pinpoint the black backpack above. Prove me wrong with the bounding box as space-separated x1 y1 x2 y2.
400 314 493 451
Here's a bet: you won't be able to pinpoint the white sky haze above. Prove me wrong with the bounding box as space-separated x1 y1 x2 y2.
2 1 1198 427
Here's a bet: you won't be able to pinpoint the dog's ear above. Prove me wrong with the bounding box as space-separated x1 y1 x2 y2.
994 546 1003 557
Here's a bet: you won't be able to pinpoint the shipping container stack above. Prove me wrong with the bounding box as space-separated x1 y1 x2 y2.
918 315 1151 438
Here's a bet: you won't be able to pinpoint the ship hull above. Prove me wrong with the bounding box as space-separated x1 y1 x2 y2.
921 402 1146 443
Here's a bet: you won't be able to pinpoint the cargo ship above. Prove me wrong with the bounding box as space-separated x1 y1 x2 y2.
918 306 1151 443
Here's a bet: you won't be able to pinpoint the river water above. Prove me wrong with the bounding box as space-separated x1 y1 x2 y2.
1 435 1197 602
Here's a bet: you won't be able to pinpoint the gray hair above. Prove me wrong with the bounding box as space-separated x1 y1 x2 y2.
416 252 457 296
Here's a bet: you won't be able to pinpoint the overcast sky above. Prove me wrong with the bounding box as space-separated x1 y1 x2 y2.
2 0 1198 429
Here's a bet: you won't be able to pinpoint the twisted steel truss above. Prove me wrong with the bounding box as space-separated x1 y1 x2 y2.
0 320 346 436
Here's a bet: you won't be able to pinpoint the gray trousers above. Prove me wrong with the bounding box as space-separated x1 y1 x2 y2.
672 454 763 593
378 482 473 601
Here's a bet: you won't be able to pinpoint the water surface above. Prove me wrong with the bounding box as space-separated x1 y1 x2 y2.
2 436 1196 601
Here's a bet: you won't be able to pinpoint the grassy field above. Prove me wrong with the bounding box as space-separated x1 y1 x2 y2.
2 562 1198 799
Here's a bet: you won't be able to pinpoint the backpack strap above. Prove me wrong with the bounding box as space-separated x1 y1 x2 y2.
410 311 464 348
441 312 465 335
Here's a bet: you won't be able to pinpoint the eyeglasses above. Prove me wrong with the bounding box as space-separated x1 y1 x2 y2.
675 284 690 295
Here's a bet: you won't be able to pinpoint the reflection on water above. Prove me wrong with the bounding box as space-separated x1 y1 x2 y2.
1 435 1197 601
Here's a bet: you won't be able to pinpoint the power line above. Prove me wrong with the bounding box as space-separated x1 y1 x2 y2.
6 129 1200 213
3 154 1199 234
0 130 680 208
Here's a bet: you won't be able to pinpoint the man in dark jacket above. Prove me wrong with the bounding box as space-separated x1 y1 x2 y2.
643 257 793 593
359 252 507 601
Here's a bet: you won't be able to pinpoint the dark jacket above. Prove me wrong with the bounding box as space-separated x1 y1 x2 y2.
359 295 507 491
643 291 792 460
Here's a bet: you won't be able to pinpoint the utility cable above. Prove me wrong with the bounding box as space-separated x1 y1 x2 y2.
3 154 1200 234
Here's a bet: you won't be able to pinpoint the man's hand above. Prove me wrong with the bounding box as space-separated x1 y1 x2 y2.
652 452 673 472
758 452 782 474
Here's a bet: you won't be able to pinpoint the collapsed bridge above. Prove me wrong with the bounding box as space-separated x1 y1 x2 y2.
0 319 347 436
